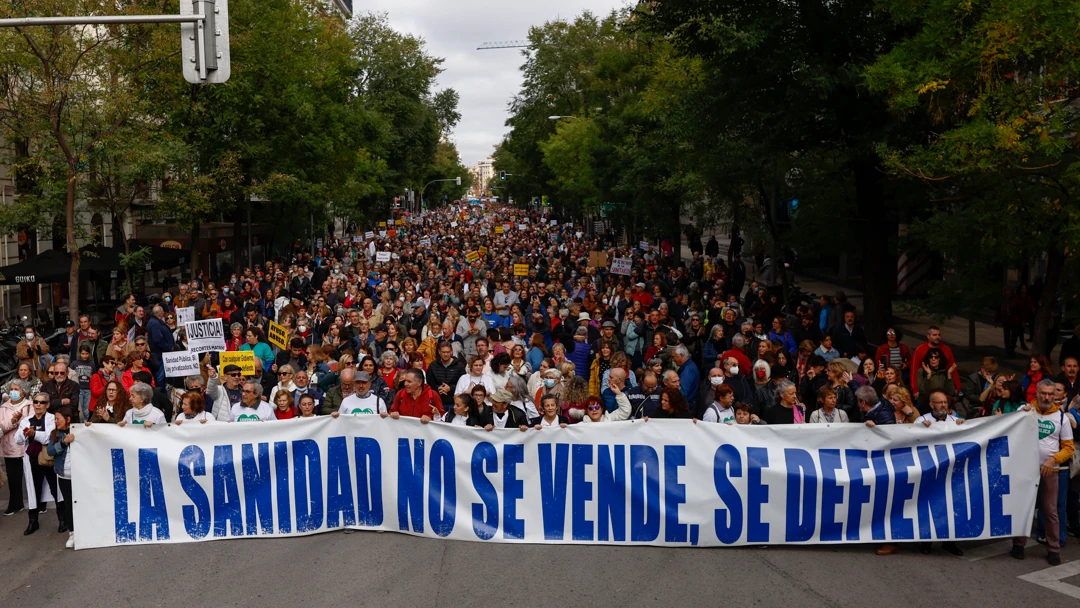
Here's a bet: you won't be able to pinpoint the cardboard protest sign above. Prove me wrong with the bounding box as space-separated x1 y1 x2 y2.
220 350 256 376
267 321 289 350
611 257 633 276
184 319 226 354
163 351 200 378
514 264 530 277
465 251 480 263
175 307 195 327
375 251 392 263
588 251 608 268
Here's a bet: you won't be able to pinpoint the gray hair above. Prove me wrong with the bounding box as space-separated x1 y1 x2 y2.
184 375 205 390
775 379 796 403
673 344 690 360
710 325 724 340
855 385 879 406
647 357 664 368
405 368 426 384
381 350 398 364
129 382 154 405
242 380 262 396
752 360 770 380
34 391 51 405
230 322 244 333
9 378 30 393
731 334 746 348
53 354 70 365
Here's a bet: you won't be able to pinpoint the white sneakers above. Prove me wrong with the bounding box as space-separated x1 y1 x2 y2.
65 532 74 549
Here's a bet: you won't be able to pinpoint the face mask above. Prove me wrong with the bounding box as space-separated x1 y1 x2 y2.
709 376 724 386
544 379 556 388
298 325 307 332
756 370 766 379
164 296 172 302
223 288 230 294
25 333 34 342
9 389 20 401
728 365 739 375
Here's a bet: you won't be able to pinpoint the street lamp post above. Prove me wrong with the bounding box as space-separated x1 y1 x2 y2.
420 177 462 211
548 115 578 120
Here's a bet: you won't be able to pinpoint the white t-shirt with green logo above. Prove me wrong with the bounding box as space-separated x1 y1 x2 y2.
339 393 387 416
122 405 167 426
1032 407 1074 467
230 401 276 422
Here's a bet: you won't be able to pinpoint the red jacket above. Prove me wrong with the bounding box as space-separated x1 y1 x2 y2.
874 342 912 372
391 386 443 418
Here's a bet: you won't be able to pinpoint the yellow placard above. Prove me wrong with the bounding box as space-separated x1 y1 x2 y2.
267 321 288 350
495 226 504 234
514 264 529 277
220 350 256 376
378 221 386 227
395 219 405 225
478 246 488 256
466 251 480 263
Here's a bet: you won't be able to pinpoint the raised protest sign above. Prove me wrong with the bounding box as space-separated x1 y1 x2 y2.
514 263 530 276
175 307 195 327
162 351 200 378
611 257 633 276
466 251 480 263
478 246 488 256
495 226 504 234
387 230 397 237
395 219 405 225
183 319 225 354
378 222 386 227
267 321 288 350
353 235 363 243
588 251 608 268
365 231 374 239
220 350 256 376
375 251 391 263
71 415 1037 549
639 241 650 250
379 231 387 238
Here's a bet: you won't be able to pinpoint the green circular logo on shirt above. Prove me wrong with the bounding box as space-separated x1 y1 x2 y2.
350 407 374 415
236 413 261 422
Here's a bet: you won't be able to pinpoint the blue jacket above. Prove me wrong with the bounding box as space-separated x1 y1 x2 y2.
147 316 174 354
863 400 897 426
567 339 591 378
46 429 71 478
679 359 700 404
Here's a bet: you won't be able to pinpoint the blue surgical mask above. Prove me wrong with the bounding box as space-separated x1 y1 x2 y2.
544 379 556 388
9 389 21 402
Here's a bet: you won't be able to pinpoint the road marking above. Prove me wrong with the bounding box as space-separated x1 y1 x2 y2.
1018 560 1080 600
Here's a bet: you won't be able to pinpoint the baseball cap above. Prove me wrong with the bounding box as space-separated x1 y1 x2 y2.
355 371 372 382
223 364 242 374
64 320 75 328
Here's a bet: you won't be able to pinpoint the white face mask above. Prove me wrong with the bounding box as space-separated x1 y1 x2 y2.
25 333 34 342
728 365 739 376
710 376 724 386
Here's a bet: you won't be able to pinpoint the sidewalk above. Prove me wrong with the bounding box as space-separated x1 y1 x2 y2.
680 230 1047 377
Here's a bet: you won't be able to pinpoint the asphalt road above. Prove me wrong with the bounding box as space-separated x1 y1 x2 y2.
1 502 1078 608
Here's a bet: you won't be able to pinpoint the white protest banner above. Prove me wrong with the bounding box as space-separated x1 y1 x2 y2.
550 219 557 226
72 414 1037 550
611 257 633 276
379 231 387 238
518 224 527 231
365 231 374 239
183 319 226 354
353 235 363 243
162 351 200 378
375 251 391 263
450 221 458 228
175 307 195 327
639 241 650 250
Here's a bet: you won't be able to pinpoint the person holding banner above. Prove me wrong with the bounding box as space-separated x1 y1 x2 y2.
230 381 275 422
118 383 166 428
440 393 482 426
45 405 76 548
480 388 529 431
89 381 130 424
14 393 58 536
272 389 300 420
173 391 214 425
333 371 387 416
387 369 442 422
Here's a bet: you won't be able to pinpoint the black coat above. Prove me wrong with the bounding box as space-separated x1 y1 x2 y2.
427 358 467 407
479 405 529 428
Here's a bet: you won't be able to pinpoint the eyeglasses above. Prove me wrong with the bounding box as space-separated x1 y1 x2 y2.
279 372 292 376
587 405 603 411
226 372 241 378
33 400 49 405
241 388 259 394
344 361 355 366
50 371 64 376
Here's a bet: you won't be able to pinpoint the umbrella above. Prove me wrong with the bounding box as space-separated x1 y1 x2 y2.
0 249 72 285
127 240 188 272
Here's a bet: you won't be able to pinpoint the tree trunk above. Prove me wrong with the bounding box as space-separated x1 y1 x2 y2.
1032 245 1065 355
854 160 893 339
67 168 79 325
189 220 201 279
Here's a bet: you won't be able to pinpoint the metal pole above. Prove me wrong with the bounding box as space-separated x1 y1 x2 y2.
0 14 201 26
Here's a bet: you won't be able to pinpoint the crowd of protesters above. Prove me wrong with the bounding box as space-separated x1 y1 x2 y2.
2 203 1078 561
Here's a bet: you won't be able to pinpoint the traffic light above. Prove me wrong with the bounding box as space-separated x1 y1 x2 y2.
499 171 505 181
456 176 461 186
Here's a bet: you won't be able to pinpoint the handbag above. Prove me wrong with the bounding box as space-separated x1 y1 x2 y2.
38 449 55 467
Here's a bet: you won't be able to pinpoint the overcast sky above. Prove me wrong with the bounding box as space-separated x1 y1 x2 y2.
358 0 629 167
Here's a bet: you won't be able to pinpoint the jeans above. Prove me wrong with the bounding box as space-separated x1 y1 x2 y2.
1037 469 1069 547
79 389 90 423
